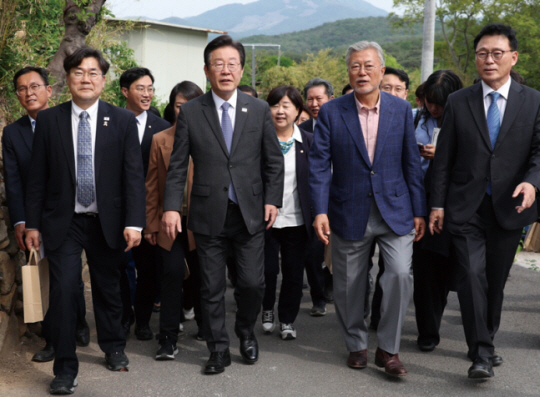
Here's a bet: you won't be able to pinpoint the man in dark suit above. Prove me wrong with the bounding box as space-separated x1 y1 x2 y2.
161 35 284 374
25 47 145 394
429 23 540 379
309 40 426 376
2 67 89 363
298 78 334 133
118 67 169 341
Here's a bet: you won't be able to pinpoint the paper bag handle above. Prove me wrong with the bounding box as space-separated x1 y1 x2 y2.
28 248 42 266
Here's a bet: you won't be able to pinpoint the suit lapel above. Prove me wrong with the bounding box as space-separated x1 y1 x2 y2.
467 84 492 149
94 101 110 182
495 79 524 150
19 116 33 152
201 92 229 157
230 90 248 157
141 114 154 151
341 94 371 168
57 102 76 185
372 93 393 166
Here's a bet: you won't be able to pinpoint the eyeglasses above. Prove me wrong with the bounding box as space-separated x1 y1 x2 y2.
211 62 240 72
349 64 378 74
70 70 103 81
134 86 155 94
16 84 46 96
475 50 513 61
381 85 406 93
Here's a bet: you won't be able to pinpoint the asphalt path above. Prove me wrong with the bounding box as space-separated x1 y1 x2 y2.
1 257 540 397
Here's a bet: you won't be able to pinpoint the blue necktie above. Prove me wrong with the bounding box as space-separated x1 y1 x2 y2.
31 120 36 132
77 111 95 207
221 102 237 203
486 92 501 195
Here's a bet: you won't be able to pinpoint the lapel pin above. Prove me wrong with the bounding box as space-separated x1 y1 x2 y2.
300 150 304 153
104 117 110 120
103 121 108 127
242 108 248 112
149 125 152 128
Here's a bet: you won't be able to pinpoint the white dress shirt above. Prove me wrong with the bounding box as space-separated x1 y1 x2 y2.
212 89 237 129
482 77 511 123
135 110 148 144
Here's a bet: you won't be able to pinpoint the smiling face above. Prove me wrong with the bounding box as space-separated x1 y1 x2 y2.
204 45 244 101
348 48 385 100
122 75 154 116
270 95 299 134
66 56 106 109
475 34 517 90
15 71 52 119
306 85 332 120
380 73 408 100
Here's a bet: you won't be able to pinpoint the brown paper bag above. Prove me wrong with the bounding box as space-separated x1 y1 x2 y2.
22 248 49 323
523 223 540 252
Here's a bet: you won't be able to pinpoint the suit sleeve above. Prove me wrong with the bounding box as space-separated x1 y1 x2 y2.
25 115 48 231
401 102 427 217
144 135 160 234
431 97 458 208
309 105 332 216
123 113 146 228
522 96 540 188
163 109 190 212
2 129 26 225
261 103 284 207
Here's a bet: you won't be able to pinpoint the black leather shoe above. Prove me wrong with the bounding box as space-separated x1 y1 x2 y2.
468 358 494 379
490 354 503 367
418 340 436 352
76 325 90 347
239 335 258 364
204 349 231 374
50 374 77 395
105 351 129 371
194 329 206 341
135 325 153 341
32 343 55 362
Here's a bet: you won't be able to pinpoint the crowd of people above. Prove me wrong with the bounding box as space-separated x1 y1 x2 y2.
2 21 539 395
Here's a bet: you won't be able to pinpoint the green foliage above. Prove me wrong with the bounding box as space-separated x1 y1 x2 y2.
240 50 294 88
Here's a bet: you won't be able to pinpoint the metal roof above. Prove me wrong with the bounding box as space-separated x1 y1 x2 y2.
106 17 226 35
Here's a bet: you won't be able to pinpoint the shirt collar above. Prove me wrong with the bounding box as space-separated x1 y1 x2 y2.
28 115 36 125
135 110 147 127
354 93 380 114
212 89 238 111
292 124 303 143
481 77 511 100
72 99 99 121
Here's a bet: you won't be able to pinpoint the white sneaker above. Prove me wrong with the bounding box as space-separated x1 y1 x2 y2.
280 323 296 340
262 310 275 333
184 307 195 321
178 323 184 333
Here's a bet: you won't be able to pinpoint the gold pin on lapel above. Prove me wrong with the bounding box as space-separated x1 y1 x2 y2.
103 116 109 127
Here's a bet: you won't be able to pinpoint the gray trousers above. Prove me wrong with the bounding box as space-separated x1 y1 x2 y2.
332 202 414 354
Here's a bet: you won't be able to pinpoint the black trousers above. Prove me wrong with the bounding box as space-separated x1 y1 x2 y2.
262 226 308 324
194 202 265 352
131 238 160 327
46 214 125 377
158 235 185 343
304 236 326 307
183 248 203 327
448 195 522 361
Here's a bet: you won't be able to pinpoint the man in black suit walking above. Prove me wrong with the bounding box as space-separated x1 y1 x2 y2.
25 47 145 394
161 35 284 374
430 23 540 379
2 67 89 363
118 67 169 341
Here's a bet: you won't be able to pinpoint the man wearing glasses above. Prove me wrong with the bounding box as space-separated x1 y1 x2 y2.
430 23 540 379
161 35 284 374
25 47 145 394
118 68 169 342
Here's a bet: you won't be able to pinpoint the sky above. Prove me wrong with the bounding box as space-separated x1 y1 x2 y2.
107 0 397 20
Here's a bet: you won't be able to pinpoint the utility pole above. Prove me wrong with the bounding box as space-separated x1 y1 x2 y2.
421 0 436 82
242 44 281 89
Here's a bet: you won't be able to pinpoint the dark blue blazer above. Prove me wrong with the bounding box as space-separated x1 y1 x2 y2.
294 128 314 238
2 115 33 225
298 118 314 133
309 91 426 241
140 112 169 177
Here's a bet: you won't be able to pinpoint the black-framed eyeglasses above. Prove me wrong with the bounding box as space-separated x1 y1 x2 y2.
475 50 513 61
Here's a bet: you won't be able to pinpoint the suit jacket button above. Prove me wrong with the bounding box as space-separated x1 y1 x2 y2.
224 187 228 191
368 193 372 197
491 154 495 159
371 171 375 175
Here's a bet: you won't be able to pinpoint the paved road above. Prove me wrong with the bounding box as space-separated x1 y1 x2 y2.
1 257 540 397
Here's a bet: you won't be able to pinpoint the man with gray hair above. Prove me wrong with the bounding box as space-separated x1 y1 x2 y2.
298 78 334 133
309 41 426 376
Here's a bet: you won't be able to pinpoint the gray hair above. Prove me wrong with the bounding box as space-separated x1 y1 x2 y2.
345 41 385 67
303 78 334 99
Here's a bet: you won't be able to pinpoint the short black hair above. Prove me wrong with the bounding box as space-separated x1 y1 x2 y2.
303 78 334 98
423 70 463 108
474 23 518 51
63 46 110 75
384 66 410 90
13 66 49 91
204 35 245 68
238 85 258 98
415 82 425 101
120 67 154 89
341 83 352 96
266 85 304 122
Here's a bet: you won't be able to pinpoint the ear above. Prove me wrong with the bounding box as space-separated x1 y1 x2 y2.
121 87 129 99
511 51 518 66
204 65 210 80
46 85 53 98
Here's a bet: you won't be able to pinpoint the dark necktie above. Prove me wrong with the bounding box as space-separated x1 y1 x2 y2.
486 92 501 195
77 111 95 207
221 102 237 203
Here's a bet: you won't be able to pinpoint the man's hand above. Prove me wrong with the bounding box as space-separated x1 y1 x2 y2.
124 229 142 252
413 217 426 242
513 182 536 214
144 233 157 245
313 214 331 245
25 230 40 251
420 144 436 160
429 209 444 235
14 223 27 251
265 204 278 229
161 211 182 240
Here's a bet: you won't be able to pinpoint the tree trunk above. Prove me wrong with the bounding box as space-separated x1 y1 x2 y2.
47 0 107 98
